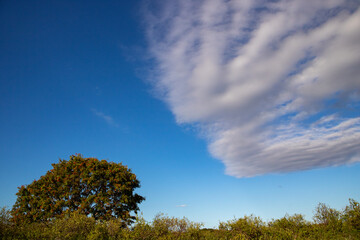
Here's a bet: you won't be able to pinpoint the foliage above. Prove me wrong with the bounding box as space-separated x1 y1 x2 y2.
343 198 360 232
3 165 360 240
0 207 13 239
50 212 97 239
1 200 360 239
152 213 203 234
313 202 343 236
11 154 145 225
267 214 311 239
219 215 265 239
127 213 203 239
313 202 341 225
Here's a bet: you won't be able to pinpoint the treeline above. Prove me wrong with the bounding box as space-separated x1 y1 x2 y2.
1 199 359 240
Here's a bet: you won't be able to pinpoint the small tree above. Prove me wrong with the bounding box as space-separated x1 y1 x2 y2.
0 207 12 238
343 198 360 231
313 203 341 226
11 154 145 225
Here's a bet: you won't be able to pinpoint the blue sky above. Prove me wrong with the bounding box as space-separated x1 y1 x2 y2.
1 0 360 228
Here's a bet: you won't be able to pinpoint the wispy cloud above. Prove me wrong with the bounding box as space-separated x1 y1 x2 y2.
176 204 187 208
91 108 119 128
145 0 360 177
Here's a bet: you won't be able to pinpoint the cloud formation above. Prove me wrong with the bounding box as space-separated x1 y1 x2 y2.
176 204 188 208
91 109 119 128
145 0 360 177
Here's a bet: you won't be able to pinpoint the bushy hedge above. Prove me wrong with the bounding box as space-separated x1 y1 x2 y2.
1 199 360 239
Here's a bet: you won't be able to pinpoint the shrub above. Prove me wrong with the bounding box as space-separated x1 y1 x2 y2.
49 212 96 239
0 207 15 239
219 215 264 239
343 198 360 232
267 214 311 239
2 197 360 239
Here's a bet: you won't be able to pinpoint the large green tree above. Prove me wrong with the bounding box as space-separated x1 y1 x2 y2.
11 154 145 225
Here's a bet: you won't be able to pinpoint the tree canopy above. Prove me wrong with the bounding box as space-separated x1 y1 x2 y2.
11 154 145 225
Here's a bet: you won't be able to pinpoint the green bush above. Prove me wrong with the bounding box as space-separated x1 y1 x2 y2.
129 213 203 240
343 198 360 232
267 214 311 239
219 215 264 239
49 212 96 239
0 207 11 238
1 198 360 239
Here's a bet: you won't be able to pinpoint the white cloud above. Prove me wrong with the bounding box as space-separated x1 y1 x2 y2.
91 108 119 128
145 0 360 177
176 204 188 208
